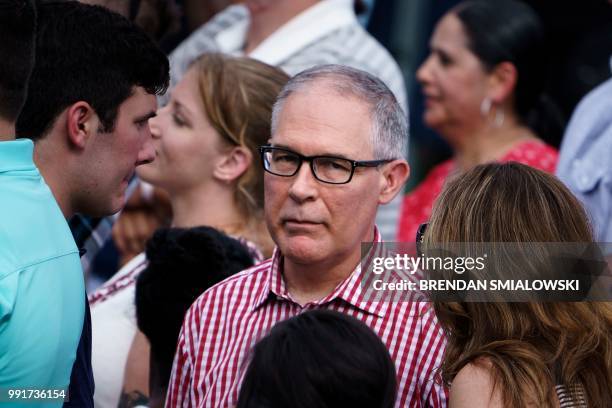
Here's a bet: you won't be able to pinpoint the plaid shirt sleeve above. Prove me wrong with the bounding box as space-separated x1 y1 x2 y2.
69 214 114 275
166 303 197 407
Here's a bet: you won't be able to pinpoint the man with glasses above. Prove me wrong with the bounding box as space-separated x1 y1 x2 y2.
167 65 447 407
259 146 393 184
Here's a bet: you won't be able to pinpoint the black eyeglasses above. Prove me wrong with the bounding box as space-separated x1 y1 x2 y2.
416 222 428 257
259 145 393 185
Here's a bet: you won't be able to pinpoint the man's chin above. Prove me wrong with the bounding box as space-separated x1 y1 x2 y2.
106 195 127 216
82 205 120 218
279 236 328 264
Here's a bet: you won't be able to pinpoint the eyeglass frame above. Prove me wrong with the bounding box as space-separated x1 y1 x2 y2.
259 145 394 185
416 222 428 258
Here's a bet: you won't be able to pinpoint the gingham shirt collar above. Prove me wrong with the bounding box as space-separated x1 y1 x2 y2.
252 227 390 318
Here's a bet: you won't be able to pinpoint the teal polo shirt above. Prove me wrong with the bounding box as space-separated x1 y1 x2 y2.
0 139 84 407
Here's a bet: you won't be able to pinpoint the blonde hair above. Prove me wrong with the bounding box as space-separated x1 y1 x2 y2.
192 53 289 255
424 162 612 407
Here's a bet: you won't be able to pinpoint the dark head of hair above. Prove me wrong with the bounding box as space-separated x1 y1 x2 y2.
15 0 169 140
425 163 612 407
452 0 562 138
135 226 254 389
0 0 36 122
236 309 397 408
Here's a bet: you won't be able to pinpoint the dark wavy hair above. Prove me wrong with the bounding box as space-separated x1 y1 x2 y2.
16 0 169 140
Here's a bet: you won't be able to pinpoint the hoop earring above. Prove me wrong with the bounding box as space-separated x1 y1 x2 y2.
480 97 505 127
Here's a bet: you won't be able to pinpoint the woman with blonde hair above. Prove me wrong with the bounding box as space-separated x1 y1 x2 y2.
89 53 289 408
421 162 612 407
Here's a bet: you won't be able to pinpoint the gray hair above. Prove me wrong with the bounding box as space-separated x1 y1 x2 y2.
271 64 408 160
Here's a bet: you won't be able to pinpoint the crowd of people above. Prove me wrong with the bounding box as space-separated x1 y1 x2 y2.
0 0 610 408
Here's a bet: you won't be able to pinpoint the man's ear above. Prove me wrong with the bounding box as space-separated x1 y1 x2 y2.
378 159 410 205
213 146 253 183
487 61 517 105
66 102 98 149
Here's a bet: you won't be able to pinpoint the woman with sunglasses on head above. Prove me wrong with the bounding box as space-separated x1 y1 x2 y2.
421 162 612 407
397 0 560 242
88 53 289 408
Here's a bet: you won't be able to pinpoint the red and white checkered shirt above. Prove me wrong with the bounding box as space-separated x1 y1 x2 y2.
166 228 448 407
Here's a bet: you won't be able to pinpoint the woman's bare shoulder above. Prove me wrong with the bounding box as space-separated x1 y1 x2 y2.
449 359 504 408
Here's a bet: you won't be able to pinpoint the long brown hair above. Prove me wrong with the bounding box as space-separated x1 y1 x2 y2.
192 53 289 256
424 162 612 407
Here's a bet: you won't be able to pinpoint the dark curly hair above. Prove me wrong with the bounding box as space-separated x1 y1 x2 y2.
135 226 254 388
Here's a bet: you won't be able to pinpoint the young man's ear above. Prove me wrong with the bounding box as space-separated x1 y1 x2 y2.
213 146 253 183
378 159 410 205
66 102 98 149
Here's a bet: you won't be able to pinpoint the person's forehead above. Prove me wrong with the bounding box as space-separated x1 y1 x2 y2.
119 86 157 115
431 13 469 50
172 68 201 104
272 84 374 157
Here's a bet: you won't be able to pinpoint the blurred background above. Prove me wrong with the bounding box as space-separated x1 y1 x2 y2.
368 0 612 189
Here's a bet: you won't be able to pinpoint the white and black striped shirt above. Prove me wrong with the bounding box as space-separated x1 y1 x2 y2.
556 384 588 408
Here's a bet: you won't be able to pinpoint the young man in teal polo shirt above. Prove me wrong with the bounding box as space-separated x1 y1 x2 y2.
1 1 170 406
0 140 84 406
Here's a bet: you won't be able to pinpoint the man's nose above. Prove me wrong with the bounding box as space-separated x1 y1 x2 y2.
136 136 155 165
287 161 319 203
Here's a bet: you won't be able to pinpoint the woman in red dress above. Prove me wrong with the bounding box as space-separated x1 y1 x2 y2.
397 0 559 242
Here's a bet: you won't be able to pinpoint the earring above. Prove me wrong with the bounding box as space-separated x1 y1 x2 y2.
480 97 504 127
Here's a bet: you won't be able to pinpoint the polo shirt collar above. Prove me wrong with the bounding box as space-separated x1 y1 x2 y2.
215 0 356 66
0 138 36 173
252 227 390 318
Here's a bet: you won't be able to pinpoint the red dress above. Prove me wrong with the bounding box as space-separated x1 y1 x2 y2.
397 140 559 242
